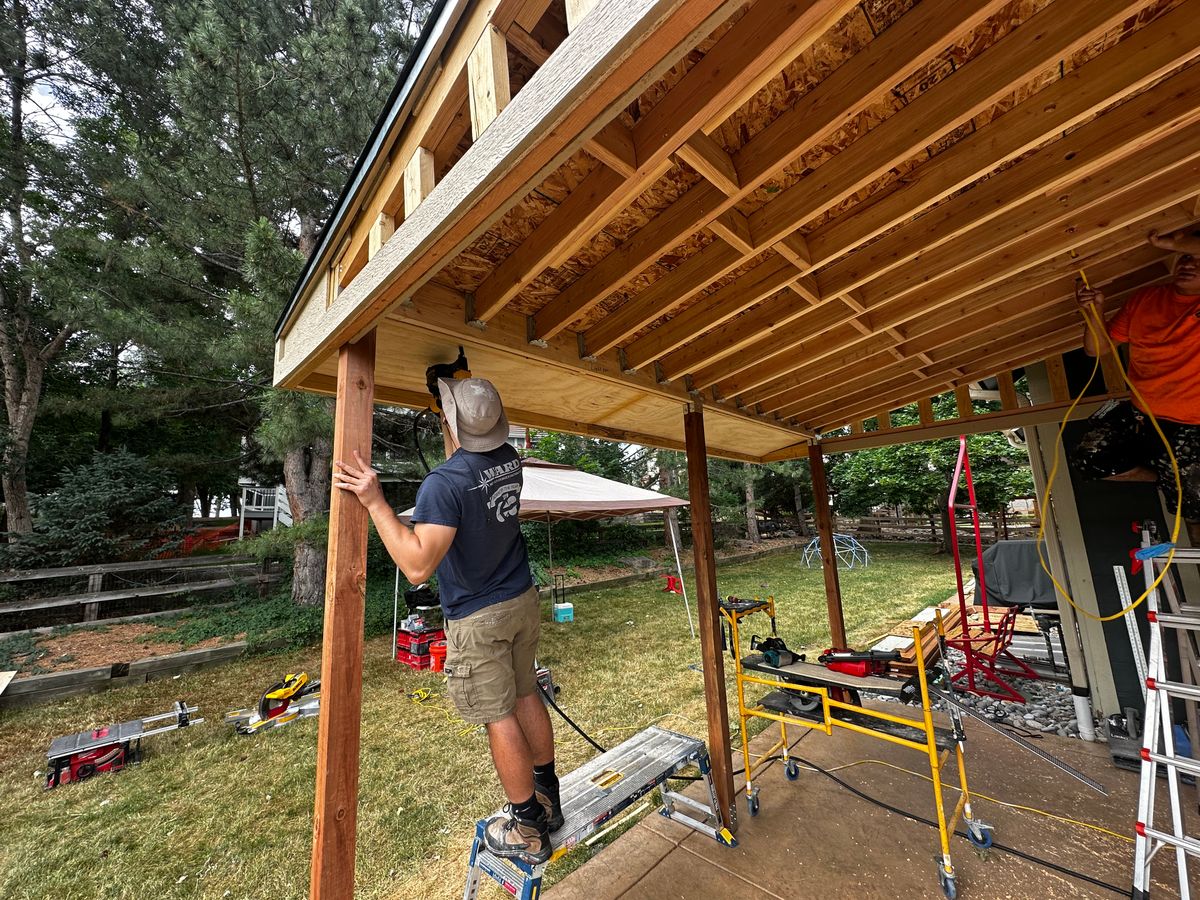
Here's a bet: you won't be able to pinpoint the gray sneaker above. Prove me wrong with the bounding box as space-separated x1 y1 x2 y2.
484 804 551 865
535 786 564 832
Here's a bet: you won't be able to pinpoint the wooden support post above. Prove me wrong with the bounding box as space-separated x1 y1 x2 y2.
954 384 974 419
1045 354 1071 403
917 396 935 426
84 573 102 623
996 370 1019 410
467 24 511 139
310 331 376 900
565 0 598 32
683 401 736 834
1099 348 1125 394
403 148 435 218
368 213 393 260
808 443 847 648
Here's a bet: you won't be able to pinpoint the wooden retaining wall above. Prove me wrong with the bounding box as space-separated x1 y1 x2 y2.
0 642 250 711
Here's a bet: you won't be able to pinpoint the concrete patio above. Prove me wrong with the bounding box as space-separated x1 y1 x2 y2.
548 708 1197 899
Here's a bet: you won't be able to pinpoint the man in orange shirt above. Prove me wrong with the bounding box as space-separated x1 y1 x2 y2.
1073 227 1200 543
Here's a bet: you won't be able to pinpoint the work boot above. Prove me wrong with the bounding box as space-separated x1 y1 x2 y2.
484 804 552 865
534 783 564 832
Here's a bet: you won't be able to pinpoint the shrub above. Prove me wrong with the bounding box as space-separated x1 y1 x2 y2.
0 449 188 569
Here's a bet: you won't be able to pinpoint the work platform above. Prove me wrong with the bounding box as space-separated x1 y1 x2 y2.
547 718 1198 899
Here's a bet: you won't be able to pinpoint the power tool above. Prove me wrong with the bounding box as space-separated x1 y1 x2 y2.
425 346 471 413
749 635 802 667
45 700 202 788
225 672 321 735
817 648 901 677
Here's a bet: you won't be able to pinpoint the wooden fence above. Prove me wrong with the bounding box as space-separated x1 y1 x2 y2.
0 555 284 633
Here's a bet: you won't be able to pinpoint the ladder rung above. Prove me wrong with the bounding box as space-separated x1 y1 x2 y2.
1146 678 1200 702
1141 747 1200 779
1136 823 1200 857
1151 611 1200 632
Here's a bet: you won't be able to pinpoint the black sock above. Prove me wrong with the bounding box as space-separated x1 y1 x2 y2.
533 761 559 800
512 794 544 823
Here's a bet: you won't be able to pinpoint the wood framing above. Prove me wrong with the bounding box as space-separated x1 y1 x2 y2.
403 147 436 217
684 401 736 832
467 24 511 138
310 332 376 900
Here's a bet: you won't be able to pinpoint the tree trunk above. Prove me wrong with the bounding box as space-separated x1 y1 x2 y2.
283 430 332 607
927 512 938 545
1 470 31 534
744 462 761 544
937 489 953 554
659 453 677 549
793 478 811 536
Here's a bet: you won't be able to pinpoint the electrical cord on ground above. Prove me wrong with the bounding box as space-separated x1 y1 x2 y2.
538 683 607 754
790 753 1126 896
1034 271 1182 623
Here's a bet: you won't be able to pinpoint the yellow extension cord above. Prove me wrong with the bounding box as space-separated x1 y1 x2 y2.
1033 275 1183 623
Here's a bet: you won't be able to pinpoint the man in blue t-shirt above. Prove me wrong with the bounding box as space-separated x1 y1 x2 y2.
333 377 559 864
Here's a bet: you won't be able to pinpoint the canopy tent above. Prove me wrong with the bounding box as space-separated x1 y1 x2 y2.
397 457 689 522
393 457 696 640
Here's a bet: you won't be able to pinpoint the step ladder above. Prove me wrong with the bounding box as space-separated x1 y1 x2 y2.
1131 537 1200 899
463 726 734 900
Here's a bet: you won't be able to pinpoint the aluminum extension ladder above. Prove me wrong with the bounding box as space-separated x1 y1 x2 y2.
463 726 734 900
1131 538 1200 899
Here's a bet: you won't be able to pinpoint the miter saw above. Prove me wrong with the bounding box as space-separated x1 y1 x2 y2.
224 672 321 735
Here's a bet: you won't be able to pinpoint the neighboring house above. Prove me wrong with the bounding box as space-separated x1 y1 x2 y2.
237 479 294 538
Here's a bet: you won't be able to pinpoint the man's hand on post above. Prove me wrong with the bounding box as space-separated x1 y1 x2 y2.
334 450 387 512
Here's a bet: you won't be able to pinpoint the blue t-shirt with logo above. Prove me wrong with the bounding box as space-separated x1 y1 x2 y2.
411 443 533 620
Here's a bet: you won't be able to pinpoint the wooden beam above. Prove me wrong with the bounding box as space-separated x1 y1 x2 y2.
467 23 511 139
1045 354 1071 403
698 174 1197 401
565 0 597 32
532 0 999 342
708 210 756 256
996 371 1019 410
803 2 1200 268
403 147 436 218
725 237 1170 410
917 397 934 427
809 395 1123 455
276 0 742 381
506 22 550 65
807 444 847 648
587 120 638 177
683 402 736 832
368 214 393 260
310 331 376 900
618 254 801 367
746 0 1150 250
874 409 891 431
815 61 1200 298
852 124 1200 314
676 132 739 196
391 279 810 445
1100 347 1126 394
955 385 974 419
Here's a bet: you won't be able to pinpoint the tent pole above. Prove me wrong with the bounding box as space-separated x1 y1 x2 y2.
311 331 375 900
668 516 696 639
684 400 736 834
392 566 400 661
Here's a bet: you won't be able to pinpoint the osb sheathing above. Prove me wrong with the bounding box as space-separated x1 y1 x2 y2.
433 0 1185 360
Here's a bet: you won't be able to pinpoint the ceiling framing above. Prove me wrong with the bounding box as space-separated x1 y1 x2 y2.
275 0 1197 460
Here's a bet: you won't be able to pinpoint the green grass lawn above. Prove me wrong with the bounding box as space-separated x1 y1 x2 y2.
0 543 952 900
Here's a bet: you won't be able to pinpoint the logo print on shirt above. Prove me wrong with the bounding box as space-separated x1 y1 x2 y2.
487 482 520 522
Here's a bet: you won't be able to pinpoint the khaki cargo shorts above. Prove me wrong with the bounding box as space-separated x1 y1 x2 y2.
444 585 540 725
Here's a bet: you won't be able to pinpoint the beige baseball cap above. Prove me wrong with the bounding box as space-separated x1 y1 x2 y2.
438 377 510 453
